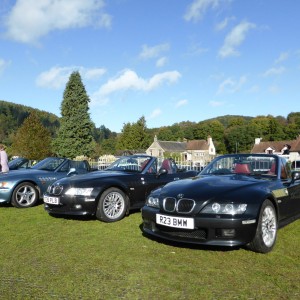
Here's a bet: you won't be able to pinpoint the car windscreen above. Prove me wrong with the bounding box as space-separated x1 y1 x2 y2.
31 157 66 171
201 155 277 176
105 156 151 172
8 158 26 168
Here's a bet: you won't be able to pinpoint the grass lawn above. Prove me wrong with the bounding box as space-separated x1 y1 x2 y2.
0 204 299 299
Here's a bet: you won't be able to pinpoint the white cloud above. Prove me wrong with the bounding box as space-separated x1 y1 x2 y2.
84 68 107 80
36 66 106 89
0 58 11 75
175 99 188 108
156 57 168 68
217 76 247 94
98 69 180 95
274 52 289 64
4 0 110 44
219 21 256 58
147 109 162 120
98 13 112 28
184 0 220 22
262 66 286 77
139 43 170 60
215 17 235 31
91 69 181 105
185 42 209 56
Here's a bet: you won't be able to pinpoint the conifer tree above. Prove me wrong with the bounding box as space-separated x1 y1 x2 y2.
11 112 52 159
52 71 95 158
117 116 151 151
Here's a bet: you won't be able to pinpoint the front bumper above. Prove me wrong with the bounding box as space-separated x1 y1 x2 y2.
44 194 97 216
141 206 258 247
0 188 13 204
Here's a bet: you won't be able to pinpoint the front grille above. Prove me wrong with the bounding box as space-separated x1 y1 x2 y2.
177 199 195 213
156 225 207 240
163 197 195 214
48 184 64 195
163 197 176 212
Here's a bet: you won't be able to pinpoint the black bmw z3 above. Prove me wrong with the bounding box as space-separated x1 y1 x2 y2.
43 155 198 222
141 153 300 253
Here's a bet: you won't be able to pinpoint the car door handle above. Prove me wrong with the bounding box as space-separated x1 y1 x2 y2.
173 177 180 181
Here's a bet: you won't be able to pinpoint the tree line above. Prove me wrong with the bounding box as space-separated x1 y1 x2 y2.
1 71 300 160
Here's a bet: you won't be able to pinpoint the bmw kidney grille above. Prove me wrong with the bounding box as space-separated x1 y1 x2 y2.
49 184 64 195
163 197 195 214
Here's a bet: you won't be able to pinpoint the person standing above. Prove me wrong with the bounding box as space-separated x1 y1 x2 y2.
0 144 9 173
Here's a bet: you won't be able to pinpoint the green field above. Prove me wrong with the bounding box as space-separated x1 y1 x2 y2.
0 204 299 299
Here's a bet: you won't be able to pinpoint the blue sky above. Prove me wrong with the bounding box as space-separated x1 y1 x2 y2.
0 0 299 133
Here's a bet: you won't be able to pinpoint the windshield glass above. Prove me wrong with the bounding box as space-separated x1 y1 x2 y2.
31 157 66 171
201 154 277 176
8 158 27 168
106 156 152 172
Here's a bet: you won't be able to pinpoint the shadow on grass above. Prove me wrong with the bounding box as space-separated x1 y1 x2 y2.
46 207 143 222
138 223 242 253
47 213 97 222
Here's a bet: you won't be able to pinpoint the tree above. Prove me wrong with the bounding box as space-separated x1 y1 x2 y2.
10 112 52 159
117 116 151 151
227 117 246 128
225 124 261 153
193 120 224 143
100 137 117 154
96 125 117 143
157 127 178 141
52 71 95 158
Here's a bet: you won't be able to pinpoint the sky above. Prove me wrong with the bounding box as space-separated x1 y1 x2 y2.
0 0 299 133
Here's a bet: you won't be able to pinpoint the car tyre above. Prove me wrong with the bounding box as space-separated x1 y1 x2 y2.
248 199 277 253
96 188 128 222
11 182 39 208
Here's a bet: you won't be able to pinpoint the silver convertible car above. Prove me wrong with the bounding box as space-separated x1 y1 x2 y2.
0 157 92 208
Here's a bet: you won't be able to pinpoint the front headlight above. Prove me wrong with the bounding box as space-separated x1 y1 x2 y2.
65 187 94 196
201 202 247 215
146 196 159 208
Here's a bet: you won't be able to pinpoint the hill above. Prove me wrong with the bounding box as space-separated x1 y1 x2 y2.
0 100 60 145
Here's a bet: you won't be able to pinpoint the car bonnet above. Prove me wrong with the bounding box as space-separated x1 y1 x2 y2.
158 174 270 201
52 170 132 185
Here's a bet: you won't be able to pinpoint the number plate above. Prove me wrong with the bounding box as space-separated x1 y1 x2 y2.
44 195 60 205
156 214 194 229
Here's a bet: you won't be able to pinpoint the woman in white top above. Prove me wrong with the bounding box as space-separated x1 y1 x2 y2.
0 144 9 173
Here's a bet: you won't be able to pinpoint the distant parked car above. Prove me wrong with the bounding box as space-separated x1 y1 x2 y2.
43 155 198 222
8 157 31 170
0 157 93 208
142 153 300 253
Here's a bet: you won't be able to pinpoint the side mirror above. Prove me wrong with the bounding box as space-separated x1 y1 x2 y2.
158 168 168 176
291 171 300 182
67 167 77 176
